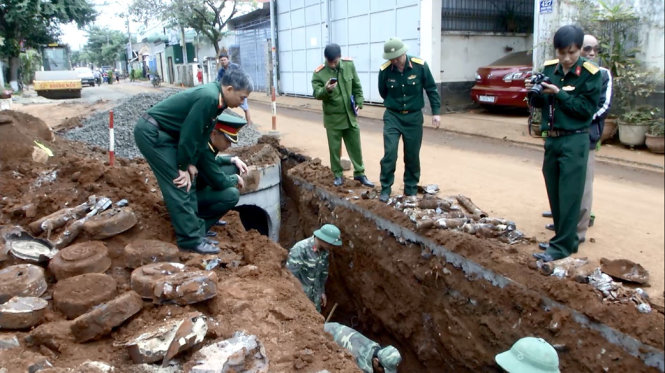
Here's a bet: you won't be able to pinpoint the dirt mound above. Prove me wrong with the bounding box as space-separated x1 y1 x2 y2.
0 110 54 165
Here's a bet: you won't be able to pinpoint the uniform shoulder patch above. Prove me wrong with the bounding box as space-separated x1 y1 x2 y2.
410 57 424 65
380 61 391 71
341 56 353 61
314 64 324 73
543 59 559 66
582 61 599 75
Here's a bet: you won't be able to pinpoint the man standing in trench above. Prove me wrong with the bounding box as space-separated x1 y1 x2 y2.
311 43 374 187
377 37 441 203
286 224 341 312
324 322 402 373
134 67 253 254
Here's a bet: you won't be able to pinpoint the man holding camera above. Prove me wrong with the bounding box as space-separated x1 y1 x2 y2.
527 25 602 262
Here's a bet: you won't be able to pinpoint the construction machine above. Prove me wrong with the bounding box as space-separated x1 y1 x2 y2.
33 44 82 99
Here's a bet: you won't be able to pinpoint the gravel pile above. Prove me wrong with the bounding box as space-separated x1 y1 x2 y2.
62 90 262 159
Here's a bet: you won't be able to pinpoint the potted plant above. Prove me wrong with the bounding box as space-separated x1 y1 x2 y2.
618 106 659 148
645 118 664 154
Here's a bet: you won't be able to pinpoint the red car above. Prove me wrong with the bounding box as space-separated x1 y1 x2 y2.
470 51 533 109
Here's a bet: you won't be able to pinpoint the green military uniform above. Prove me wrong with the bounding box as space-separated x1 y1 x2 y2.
378 54 441 196
531 57 601 259
285 236 329 312
312 58 367 178
195 142 240 232
133 82 226 250
324 322 402 373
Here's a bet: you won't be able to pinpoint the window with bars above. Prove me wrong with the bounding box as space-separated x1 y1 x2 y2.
442 0 534 33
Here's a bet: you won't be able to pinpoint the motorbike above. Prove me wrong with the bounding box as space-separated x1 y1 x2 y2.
150 73 161 87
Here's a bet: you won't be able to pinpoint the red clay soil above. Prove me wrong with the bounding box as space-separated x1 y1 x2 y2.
282 159 664 372
0 112 358 372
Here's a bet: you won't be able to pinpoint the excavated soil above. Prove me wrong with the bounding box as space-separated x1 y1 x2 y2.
0 111 358 372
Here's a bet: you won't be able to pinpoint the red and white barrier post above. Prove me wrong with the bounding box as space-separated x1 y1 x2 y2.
109 110 115 166
271 86 277 131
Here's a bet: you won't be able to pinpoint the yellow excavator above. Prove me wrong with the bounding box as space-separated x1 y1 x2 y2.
33 44 82 99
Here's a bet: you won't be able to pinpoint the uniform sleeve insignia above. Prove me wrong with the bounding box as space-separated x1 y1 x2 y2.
380 61 391 71
583 61 599 74
341 57 353 61
543 59 559 66
562 85 576 91
314 64 324 73
410 57 424 65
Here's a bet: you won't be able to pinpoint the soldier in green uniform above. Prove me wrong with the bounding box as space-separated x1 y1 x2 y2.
312 43 374 187
378 37 441 202
134 67 252 254
495 337 560 373
527 25 601 262
285 224 341 312
324 322 402 373
195 113 249 236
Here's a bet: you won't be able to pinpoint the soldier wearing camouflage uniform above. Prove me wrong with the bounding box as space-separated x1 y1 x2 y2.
286 224 342 312
324 322 402 373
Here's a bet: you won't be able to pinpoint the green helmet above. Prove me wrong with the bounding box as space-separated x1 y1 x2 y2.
377 346 401 373
313 224 342 246
495 337 560 373
383 37 408 60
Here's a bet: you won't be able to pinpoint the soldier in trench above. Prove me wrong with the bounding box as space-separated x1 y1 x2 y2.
285 224 341 312
324 322 402 373
495 336 560 373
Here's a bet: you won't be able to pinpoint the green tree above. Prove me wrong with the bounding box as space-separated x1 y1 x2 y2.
82 26 128 67
0 0 96 86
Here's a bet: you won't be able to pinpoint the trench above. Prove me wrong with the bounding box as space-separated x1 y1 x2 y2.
273 149 664 372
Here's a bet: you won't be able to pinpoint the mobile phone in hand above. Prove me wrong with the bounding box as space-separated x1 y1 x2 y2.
330 78 338 84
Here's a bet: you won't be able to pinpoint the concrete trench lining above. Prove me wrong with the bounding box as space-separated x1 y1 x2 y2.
235 163 281 242
291 176 665 372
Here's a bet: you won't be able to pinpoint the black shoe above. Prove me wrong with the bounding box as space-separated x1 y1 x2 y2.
379 193 390 203
533 252 555 262
545 223 555 231
206 230 217 237
214 220 227 226
538 242 549 251
353 175 375 187
183 241 220 254
542 211 552 218
204 237 219 246
333 176 343 186
578 237 585 243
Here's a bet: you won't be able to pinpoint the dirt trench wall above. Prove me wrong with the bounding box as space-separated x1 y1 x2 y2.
282 160 664 373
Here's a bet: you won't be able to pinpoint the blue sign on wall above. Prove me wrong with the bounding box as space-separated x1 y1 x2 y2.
540 0 553 14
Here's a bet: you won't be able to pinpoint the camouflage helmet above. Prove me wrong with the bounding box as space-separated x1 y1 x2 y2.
377 345 401 373
314 224 342 246
383 37 408 60
495 337 560 373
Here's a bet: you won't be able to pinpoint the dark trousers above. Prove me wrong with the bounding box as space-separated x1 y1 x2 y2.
197 164 240 232
380 110 423 196
542 134 589 259
326 125 365 177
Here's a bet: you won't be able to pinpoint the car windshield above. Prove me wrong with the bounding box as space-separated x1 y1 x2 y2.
488 51 532 66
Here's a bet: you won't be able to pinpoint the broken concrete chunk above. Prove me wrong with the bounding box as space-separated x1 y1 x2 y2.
70 291 143 342
0 296 48 329
27 357 53 373
48 241 111 280
0 334 20 350
189 331 269 373
600 257 649 284
53 273 118 319
0 264 47 303
26 320 75 353
131 263 217 305
123 240 179 269
82 207 137 240
74 360 115 372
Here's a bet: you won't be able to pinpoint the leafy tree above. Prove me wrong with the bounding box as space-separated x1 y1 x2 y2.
82 26 128 67
0 0 96 86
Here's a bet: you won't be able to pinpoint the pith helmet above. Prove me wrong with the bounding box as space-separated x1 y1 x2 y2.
377 346 402 373
383 37 408 60
495 337 560 373
215 113 247 143
313 224 342 246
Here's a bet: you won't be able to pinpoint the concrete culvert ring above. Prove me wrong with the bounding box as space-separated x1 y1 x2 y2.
234 205 270 237
83 207 138 239
48 241 112 280
123 240 179 269
53 273 118 319
0 264 47 303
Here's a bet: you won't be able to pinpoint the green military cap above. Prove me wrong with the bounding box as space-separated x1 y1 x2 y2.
383 37 408 60
313 224 342 246
495 337 560 373
377 346 402 373
215 112 247 143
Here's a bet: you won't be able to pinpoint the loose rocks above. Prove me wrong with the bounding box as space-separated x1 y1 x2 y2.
131 263 218 305
48 241 111 280
0 264 47 303
70 291 143 342
53 273 118 319
0 296 48 329
123 240 179 269
188 331 269 373
83 207 138 239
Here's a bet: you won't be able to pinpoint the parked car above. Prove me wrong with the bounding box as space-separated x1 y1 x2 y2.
470 51 533 109
75 67 96 87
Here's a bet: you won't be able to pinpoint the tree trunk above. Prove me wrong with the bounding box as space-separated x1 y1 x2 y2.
9 56 20 91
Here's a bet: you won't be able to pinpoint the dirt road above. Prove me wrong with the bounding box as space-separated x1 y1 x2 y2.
242 101 665 303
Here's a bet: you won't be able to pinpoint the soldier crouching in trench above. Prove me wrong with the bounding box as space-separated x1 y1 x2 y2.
324 322 402 373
